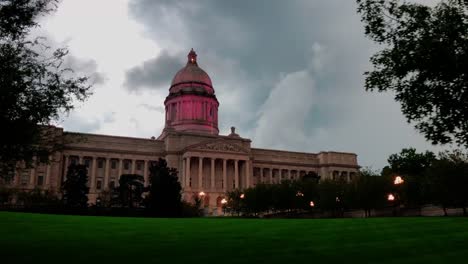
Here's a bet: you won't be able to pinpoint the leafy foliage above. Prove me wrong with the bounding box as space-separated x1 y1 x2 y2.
0 0 92 177
384 148 436 207
114 174 145 208
357 0 468 147
146 158 182 216
427 150 468 215
61 164 89 208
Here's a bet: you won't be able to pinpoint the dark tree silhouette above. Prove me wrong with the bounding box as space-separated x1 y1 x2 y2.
146 158 182 216
428 150 468 216
61 164 89 208
115 174 145 208
384 148 436 208
357 0 468 147
0 0 92 178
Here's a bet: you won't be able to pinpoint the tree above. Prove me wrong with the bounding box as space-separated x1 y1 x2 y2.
61 164 89 207
357 0 468 147
0 0 92 178
114 174 145 208
348 168 390 217
146 158 182 217
317 179 347 217
428 150 468 216
385 148 436 207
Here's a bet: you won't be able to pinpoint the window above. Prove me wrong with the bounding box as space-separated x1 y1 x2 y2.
21 171 29 186
98 160 104 169
124 161 130 170
96 180 102 190
137 162 142 171
189 178 192 187
109 181 115 189
84 159 91 167
37 175 44 186
111 160 117 169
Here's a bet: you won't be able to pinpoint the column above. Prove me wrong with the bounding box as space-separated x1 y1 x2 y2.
117 159 123 185
144 160 149 186
79 156 83 164
45 160 51 186
64 155 69 182
104 158 110 189
186 157 191 188
131 159 136 174
288 170 291 180
198 157 203 190
210 158 215 190
269 168 273 184
234 160 239 189
223 159 227 192
181 158 185 187
90 157 97 191
29 158 36 186
245 160 250 188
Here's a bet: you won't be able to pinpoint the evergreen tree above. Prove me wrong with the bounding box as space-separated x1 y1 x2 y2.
146 158 182 217
61 164 89 207
115 174 145 208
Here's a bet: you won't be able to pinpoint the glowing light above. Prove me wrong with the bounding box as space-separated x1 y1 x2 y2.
388 194 395 201
296 192 304 197
199 191 206 197
240 194 245 199
221 198 227 204
394 176 404 185
336 197 340 202
310 201 315 207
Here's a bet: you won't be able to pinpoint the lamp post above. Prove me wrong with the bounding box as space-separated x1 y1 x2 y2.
221 198 227 215
392 176 404 216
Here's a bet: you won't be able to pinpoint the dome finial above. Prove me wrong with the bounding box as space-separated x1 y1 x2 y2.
187 48 198 66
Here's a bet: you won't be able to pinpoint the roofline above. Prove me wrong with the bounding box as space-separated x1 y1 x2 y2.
251 147 357 156
64 131 164 143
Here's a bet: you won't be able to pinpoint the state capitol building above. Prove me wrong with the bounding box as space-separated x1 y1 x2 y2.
10 49 359 214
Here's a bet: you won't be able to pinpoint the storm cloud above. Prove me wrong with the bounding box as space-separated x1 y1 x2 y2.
124 50 184 91
123 0 447 168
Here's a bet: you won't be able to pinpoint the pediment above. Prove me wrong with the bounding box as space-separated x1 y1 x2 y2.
186 140 249 154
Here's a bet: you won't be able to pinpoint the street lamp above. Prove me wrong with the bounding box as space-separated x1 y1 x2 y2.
309 201 315 207
199 191 206 197
221 198 227 215
394 176 404 185
296 192 304 197
240 193 245 199
387 194 395 201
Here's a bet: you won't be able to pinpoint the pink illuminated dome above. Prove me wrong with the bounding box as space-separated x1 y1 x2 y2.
162 49 219 135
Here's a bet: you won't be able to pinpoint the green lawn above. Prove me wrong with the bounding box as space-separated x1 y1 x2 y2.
0 212 467 263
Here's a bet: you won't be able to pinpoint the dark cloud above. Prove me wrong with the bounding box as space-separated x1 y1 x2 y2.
126 0 445 168
124 50 183 91
63 55 106 85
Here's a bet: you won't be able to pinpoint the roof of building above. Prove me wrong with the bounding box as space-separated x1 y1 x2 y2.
170 49 214 94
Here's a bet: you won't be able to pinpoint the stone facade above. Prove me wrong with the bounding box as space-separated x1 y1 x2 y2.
7 49 359 214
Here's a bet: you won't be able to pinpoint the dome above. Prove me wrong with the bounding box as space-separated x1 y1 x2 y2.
170 49 214 94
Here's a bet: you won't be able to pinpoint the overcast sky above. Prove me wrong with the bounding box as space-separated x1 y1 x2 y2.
39 0 448 170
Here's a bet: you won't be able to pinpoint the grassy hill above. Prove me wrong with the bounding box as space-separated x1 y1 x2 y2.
0 212 467 263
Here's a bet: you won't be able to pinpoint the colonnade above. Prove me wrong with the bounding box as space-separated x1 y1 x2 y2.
182 155 250 192
63 154 153 192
